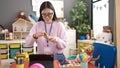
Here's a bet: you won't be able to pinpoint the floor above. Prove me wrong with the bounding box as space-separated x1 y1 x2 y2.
0 59 14 68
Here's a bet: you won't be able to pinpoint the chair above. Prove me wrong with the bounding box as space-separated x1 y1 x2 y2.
93 42 117 68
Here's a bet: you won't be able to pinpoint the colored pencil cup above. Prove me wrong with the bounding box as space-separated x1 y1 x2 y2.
16 64 24 68
80 62 88 68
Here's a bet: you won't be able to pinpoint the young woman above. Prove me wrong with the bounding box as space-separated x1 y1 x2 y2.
26 1 66 60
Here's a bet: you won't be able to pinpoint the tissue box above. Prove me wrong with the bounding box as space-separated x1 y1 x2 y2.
96 32 112 44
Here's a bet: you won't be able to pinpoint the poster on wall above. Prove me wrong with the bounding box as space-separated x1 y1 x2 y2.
32 0 64 18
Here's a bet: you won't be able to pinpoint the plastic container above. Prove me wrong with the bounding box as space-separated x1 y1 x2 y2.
81 62 88 68
16 64 24 68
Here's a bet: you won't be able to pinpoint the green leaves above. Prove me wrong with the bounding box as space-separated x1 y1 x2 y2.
69 0 91 35
76 23 91 35
69 0 88 23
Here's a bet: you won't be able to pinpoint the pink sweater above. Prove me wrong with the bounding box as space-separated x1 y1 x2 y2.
25 21 67 54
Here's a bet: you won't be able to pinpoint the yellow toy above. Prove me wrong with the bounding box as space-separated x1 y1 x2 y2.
14 52 29 63
21 52 29 61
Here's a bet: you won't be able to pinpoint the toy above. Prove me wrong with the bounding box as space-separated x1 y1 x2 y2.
75 45 100 63
44 32 49 39
14 52 29 64
29 63 45 68
13 11 34 40
96 26 112 44
96 32 112 44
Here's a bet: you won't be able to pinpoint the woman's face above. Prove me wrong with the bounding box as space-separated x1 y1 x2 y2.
41 8 54 23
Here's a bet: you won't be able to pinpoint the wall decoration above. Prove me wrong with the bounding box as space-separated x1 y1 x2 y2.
93 0 109 10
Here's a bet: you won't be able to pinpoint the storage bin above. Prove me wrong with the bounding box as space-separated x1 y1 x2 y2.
0 44 7 49
22 44 33 48
9 43 21 48
1 54 8 59
16 64 24 68
22 48 33 52
9 48 21 58
0 49 8 54
28 52 34 55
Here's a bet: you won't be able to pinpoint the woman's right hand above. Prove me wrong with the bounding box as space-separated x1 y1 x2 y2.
33 30 45 39
36 30 45 37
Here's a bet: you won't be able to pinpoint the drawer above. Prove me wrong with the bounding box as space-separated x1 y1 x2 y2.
9 43 21 48
77 42 84 46
1 54 8 59
84 43 89 46
9 48 21 58
0 49 8 53
0 44 7 49
22 44 33 48
28 52 34 55
22 48 33 52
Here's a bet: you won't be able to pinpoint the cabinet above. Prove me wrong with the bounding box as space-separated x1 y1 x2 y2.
63 29 76 58
77 40 94 53
0 40 36 59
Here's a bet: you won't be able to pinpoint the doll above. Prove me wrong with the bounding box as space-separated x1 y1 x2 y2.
75 45 100 63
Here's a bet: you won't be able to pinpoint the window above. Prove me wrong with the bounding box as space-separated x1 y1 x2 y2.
92 0 109 38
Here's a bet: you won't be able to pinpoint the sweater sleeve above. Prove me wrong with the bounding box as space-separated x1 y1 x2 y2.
25 23 37 46
56 22 67 49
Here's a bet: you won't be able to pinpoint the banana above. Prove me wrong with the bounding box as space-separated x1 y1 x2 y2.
44 33 49 39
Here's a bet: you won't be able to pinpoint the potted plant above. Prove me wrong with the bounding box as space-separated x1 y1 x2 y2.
68 0 91 39
76 23 91 39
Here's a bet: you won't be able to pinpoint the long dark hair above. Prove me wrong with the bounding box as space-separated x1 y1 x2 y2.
38 1 57 21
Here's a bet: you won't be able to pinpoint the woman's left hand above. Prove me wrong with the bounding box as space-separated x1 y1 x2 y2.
48 36 58 43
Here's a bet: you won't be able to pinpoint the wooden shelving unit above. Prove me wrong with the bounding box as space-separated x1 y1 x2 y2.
0 40 36 59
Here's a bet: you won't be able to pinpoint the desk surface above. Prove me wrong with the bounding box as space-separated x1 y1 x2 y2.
10 60 96 68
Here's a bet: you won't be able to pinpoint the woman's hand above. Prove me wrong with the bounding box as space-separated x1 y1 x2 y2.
37 30 45 37
43 33 58 43
48 36 58 43
33 30 45 39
